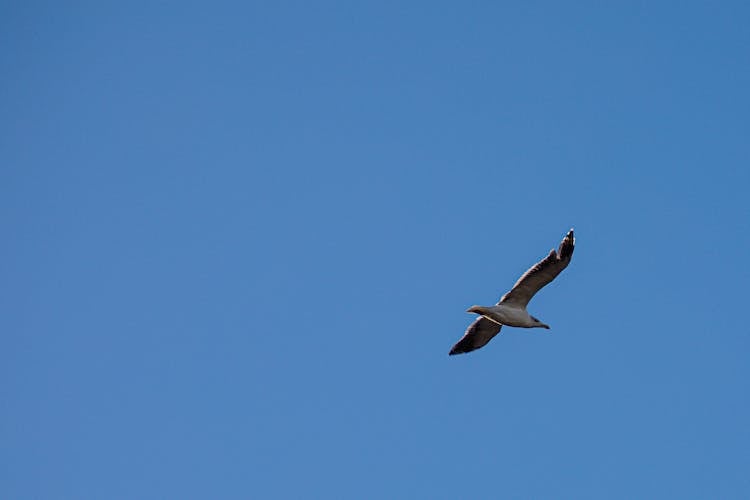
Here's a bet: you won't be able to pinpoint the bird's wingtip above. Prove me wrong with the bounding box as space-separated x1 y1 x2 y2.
448 345 466 356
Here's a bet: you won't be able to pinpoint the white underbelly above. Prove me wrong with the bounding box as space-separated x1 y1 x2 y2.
485 304 534 327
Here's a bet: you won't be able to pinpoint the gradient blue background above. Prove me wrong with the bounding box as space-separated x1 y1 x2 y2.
3 2 749 498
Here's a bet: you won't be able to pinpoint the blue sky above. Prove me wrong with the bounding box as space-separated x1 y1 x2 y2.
2 1 749 498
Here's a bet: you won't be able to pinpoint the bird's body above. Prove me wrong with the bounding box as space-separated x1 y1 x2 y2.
449 228 575 355
466 304 548 329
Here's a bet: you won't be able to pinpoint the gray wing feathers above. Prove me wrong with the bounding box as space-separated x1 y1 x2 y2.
499 229 575 307
448 317 502 355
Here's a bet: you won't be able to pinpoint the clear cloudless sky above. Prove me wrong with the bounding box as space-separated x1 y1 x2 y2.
3 1 749 498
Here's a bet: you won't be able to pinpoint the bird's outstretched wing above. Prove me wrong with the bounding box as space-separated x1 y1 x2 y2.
499 228 575 308
449 317 502 355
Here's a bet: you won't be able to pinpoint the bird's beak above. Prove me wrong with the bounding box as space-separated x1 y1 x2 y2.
542 324 551 329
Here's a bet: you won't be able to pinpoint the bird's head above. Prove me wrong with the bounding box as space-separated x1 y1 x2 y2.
530 315 551 329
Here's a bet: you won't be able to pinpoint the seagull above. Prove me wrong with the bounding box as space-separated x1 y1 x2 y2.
449 228 575 355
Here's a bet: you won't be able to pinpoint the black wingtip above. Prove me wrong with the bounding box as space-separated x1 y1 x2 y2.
449 343 471 355
449 342 478 356
558 228 575 260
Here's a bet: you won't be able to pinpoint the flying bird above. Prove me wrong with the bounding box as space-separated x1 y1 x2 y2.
449 228 575 355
